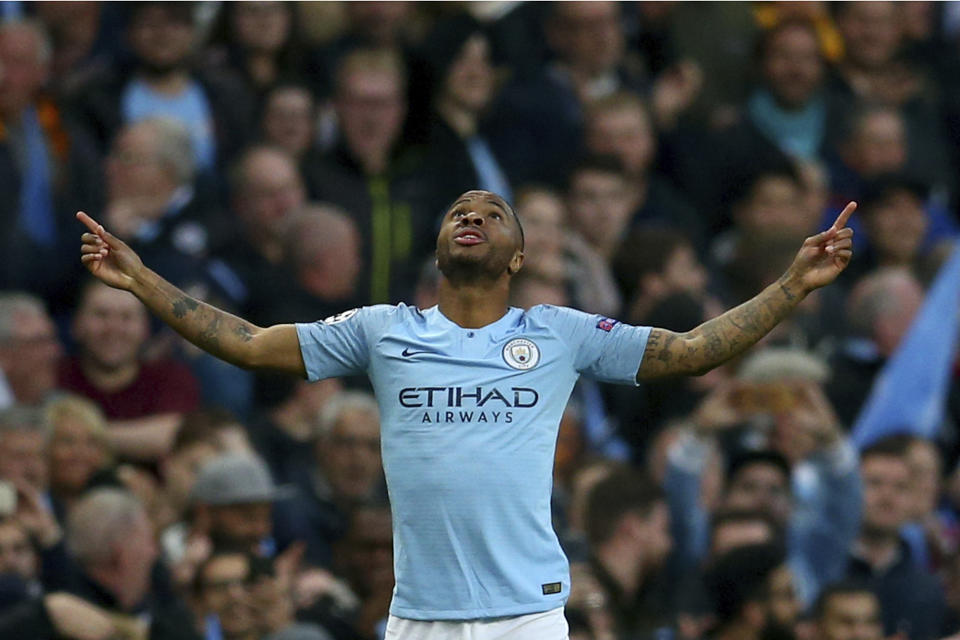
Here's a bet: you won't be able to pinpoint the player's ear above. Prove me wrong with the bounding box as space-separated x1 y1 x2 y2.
507 251 524 276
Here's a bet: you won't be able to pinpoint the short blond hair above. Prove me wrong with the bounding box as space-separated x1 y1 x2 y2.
335 47 407 95
44 394 112 459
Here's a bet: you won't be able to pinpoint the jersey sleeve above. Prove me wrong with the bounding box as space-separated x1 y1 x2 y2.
539 305 651 386
295 306 394 382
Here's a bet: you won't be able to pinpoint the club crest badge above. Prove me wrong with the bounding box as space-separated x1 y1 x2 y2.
502 338 540 370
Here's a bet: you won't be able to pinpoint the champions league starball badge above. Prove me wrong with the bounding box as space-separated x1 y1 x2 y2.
502 338 540 370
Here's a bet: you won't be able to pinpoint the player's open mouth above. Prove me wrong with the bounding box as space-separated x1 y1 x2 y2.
454 229 486 245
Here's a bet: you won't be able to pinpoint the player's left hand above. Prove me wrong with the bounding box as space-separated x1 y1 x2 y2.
786 201 856 293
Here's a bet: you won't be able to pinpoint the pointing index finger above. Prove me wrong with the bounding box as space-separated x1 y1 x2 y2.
831 201 857 231
76 211 105 236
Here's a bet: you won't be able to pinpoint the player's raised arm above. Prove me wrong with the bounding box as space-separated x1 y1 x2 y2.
637 202 856 381
77 212 306 377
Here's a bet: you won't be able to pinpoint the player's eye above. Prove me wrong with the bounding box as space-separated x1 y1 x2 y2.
490 212 502 221
452 209 465 218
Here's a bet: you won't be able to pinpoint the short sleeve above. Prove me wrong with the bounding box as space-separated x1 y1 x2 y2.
295 306 394 382
537 306 651 386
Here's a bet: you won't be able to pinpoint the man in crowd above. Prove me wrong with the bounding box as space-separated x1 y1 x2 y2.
59 279 200 461
813 581 884 640
0 294 61 409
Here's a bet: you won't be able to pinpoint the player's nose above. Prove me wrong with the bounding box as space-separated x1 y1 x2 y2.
461 211 483 225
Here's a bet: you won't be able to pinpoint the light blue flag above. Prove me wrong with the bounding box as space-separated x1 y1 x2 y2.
852 244 960 448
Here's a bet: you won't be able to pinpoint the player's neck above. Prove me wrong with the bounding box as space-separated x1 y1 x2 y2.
437 277 510 329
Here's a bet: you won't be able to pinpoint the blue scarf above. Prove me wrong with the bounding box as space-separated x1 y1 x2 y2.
19 106 56 247
747 89 826 160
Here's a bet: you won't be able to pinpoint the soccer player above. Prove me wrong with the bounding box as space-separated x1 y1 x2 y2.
77 190 856 639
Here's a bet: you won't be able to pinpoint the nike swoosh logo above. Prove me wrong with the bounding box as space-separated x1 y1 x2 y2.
401 348 431 357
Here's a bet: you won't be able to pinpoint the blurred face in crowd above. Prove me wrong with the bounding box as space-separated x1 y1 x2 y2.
48 414 108 497
567 168 634 257
335 64 406 172
317 408 381 501
0 429 47 492
197 553 255 640
106 123 179 203
767 565 800 629
861 454 912 536
837 1 901 70
163 440 219 513
340 506 393 595
762 23 824 109
585 104 656 179
907 439 941 520
128 5 196 75
290 211 362 300
230 1 291 54
515 190 566 278
262 87 316 159
637 501 673 571
736 175 812 240
208 502 272 553
0 308 61 405
549 1 624 76
73 283 149 373
863 190 927 266
817 591 884 640
846 110 906 177
442 34 495 114
661 243 708 297
346 1 410 47
234 149 306 243
0 24 49 117
0 519 37 581
724 463 792 526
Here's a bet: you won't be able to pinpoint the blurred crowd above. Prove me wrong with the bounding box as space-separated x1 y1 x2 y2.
2 1 960 639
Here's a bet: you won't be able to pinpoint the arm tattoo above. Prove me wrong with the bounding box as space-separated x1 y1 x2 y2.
638 276 806 380
171 296 199 319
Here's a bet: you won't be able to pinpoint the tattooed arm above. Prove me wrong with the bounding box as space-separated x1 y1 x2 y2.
637 202 858 382
77 212 305 377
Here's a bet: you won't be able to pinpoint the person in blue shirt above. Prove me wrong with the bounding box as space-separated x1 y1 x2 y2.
76 190 856 639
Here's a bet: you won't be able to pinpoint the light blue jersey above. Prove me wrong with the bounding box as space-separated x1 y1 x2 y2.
296 304 651 620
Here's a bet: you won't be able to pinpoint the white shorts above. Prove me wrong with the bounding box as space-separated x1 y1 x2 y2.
384 606 569 640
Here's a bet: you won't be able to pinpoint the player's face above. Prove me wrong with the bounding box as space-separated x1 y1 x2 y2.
436 191 524 281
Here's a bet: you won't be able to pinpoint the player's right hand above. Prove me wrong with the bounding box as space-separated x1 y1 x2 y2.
77 211 144 291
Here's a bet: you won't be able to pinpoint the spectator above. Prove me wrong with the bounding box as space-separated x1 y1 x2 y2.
745 19 840 163
333 501 393 640
43 395 111 516
0 294 61 409
0 517 40 595
845 436 945 640
206 2 316 101
0 20 102 304
583 92 704 248
192 550 257 640
102 118 229 279
294 391 384 568
417 14 512 213
59 280 201 461
310 47 433 304
812 581 884 640
64 488 198 639
831 2 953 195
66 1 254 172
704 542 799 640
0 407 49 497
584 467 673 639
275 204 365 325
826 268 925 427
612 227 709 325
260 84 327 195
487 2 646 185
665 351 862 605
217 145 307 321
